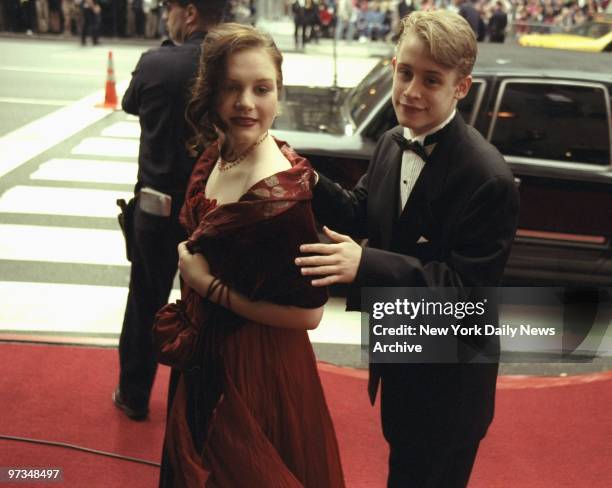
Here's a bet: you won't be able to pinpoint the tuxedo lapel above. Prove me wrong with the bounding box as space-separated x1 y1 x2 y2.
392 114 462 251
373 126 404 251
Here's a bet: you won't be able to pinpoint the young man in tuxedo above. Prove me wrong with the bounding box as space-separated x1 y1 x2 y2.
296 10 519 488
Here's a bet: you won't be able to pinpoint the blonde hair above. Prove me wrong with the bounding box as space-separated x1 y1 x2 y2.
397 10 477 79
186 23 283 154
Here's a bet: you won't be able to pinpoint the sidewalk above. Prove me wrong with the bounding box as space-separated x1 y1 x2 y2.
0 18 394 58
257 18 393 57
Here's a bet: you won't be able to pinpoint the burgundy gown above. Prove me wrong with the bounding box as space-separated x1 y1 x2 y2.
154 138 345 488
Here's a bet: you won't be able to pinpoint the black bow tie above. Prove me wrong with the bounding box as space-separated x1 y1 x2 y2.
391 132 429 161
391 126 447 161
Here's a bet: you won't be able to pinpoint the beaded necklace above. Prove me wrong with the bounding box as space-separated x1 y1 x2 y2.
217 132 269 172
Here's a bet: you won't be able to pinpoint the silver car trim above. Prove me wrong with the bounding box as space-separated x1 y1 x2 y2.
514 235 609 251
356 94 392 137
506 155 612 177
467 78 486 127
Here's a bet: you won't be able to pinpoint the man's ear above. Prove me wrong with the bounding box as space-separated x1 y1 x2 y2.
185 3 198 25
454 74 472 100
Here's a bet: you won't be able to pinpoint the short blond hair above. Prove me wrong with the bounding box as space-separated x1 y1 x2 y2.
397 10 477 79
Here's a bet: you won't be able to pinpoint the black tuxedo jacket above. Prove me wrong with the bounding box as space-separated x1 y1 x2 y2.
312 113 520 448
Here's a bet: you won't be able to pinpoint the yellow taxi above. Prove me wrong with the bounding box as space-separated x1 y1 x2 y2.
519 16 612 52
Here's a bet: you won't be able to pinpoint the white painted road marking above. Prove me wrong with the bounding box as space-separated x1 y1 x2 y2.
100 121 141 139
30 158 137 185
0 80 129 179
0 281 361 344
0 282 135 333
0 224 129 266
0 186 132 217
0 97 75 106
72 137 139 158
0 66 101 76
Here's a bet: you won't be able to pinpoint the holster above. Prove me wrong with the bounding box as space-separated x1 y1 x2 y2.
116 197 136 262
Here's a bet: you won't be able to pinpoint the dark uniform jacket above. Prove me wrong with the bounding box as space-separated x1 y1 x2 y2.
122 32 205 197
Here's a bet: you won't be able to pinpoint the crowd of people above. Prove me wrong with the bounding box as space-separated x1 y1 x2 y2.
0 0 255 39
510 0 608 33
0 0 608 42
0 0 161 38
290 0 610 47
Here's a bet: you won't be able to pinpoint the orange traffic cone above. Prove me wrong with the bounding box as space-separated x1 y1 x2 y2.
97 51 118 109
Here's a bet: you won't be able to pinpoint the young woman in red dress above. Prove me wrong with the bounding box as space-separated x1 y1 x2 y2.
155 22 345 488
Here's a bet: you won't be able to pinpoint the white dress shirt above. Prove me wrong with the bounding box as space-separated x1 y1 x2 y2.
399 110 456 213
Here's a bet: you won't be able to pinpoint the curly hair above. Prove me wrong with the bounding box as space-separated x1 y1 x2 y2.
186 23 283 155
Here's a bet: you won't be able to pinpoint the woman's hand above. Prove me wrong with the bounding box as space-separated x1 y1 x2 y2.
178 241 323 330
177 241 213 291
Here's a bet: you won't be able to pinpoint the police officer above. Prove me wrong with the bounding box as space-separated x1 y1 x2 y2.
114 0 227 420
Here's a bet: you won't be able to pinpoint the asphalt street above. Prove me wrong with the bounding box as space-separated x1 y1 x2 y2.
0 39 144 136
0 28 610 374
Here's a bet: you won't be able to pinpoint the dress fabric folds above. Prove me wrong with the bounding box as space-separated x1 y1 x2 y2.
158 138 345 488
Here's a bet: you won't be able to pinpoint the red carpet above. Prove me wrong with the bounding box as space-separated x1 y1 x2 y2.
0 343 610 487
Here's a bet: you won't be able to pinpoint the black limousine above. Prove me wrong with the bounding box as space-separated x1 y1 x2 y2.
272 44 612 287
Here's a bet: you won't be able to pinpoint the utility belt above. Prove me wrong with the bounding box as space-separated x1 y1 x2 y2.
138 186 173 217
116 187 184 261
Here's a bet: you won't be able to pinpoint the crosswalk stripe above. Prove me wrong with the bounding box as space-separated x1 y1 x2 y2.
0 186 132 218
0 66 100 76
0 282 126 334
71 137 139 158
0 97 75 106
0 80 130 179
0 282 158 334
311 297 362 345
101 121 141 139
0 279 360 344
30 158 137 185
0 224 129 265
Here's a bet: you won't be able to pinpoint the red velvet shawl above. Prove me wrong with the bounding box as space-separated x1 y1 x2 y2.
153 138 327 369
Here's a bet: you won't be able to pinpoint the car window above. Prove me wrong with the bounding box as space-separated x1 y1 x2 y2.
347 58 393 129
490 81 610 166
364 102 397 141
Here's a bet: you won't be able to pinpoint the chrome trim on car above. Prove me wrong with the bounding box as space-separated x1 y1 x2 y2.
355 93 392 138
506 156 612 179
516 228 607 245
514 235 610 251
467 79 486 127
